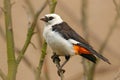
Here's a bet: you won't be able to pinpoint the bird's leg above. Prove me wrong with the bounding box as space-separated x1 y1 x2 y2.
60 55 70 69
51 53 61 63
51 53 65 76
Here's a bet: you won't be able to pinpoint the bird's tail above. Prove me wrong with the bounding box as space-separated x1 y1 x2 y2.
89 48 111 64
74 44 111 64
80 54 97 63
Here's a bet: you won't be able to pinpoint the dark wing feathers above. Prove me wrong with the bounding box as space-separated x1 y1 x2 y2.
52 22 111 64
52 22 89 46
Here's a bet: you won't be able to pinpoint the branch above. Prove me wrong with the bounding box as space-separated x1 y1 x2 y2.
0 25 6 40
99 0 120 54
36 0 58 80
81 0 89 41
81 0 120 80
24 0 43 48
81 0 95 80
0 69 7 80
36 41 47 80
54 59 64 80
4 0 17 80
16 1 47 64
0 24 36 74
47 0 64 78
47 0 57 13
114 69 120 80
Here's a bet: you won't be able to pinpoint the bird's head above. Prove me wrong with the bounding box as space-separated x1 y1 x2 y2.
40 14 63 25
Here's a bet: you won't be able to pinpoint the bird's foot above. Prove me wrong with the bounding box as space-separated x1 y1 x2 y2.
57 68 65 76
51 53 65 76
51 53 61 63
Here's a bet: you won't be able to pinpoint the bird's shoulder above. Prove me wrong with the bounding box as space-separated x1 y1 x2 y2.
52 22 90 47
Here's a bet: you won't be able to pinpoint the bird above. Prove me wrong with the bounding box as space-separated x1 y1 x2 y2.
40 13 111 68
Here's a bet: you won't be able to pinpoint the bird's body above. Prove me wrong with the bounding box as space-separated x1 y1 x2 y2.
41 14 110 64
43 23 74 56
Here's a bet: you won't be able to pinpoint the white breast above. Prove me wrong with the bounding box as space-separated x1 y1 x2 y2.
43 26 75 56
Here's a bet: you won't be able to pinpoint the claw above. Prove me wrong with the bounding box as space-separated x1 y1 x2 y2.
57 68 65 76
51 53 61 63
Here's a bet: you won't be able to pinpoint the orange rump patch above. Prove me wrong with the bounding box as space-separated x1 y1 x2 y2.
73 45 90 55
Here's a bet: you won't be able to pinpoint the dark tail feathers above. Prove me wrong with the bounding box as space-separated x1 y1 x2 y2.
80 54 97 63
78 44 111 64
89 49 111 64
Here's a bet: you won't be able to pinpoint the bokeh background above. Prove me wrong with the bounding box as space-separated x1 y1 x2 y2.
0 0 120 80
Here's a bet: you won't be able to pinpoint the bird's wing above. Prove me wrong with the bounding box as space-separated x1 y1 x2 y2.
52 22 110 64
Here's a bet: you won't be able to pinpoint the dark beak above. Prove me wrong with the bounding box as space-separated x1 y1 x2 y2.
40 16 48 22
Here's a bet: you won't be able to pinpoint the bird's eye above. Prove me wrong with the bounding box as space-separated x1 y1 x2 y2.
49 16 54 20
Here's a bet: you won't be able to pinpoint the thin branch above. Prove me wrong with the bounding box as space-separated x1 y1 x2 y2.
81 0 89 41
114 69 120 80
24 0 50 79
81 0 120 80
0 25 6 40
47 0 57 13
0 7 6 13
0 25 36 74
48 0 65 79
44 60 50 80
81 0 95 80
36 0 58 80
113 0 120 16
54 59 64 80
24 0 43 48
99 0 120 57
16 1 47 64
4 0 17 80
0 69 7 80
36 41 47 80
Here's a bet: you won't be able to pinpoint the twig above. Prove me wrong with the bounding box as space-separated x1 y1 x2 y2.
47 0 57 13
113 0 120 16
54 59 64 80
81 0 95 80
81 0 89 41
36 41 47 80
24 0 43 47
0 7 6 13
24 0 50 79
51 54 65 80
114 69 120 80
4 0 17 80
81 0 120 80
0 69 7 80
30 41 37 49
0 25 6 40
99 0 120 59
47 0 65 79
0 24 36 74
16 0 47 64
44 60 50 80
36 0 61 80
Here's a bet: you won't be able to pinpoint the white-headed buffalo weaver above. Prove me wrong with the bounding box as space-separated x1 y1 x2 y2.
41 14 111 70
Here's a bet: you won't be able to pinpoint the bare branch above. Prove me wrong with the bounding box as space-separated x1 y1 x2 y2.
4 0 17 79
16 0 47 64
0 69 7 80
99 0 120 54
36 0 59 80
114 69 120 80
36 41 47 80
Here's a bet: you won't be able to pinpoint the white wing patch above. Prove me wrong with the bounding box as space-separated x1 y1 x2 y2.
68 39 80 44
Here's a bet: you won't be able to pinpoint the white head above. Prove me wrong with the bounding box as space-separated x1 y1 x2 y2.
40 14 63 26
